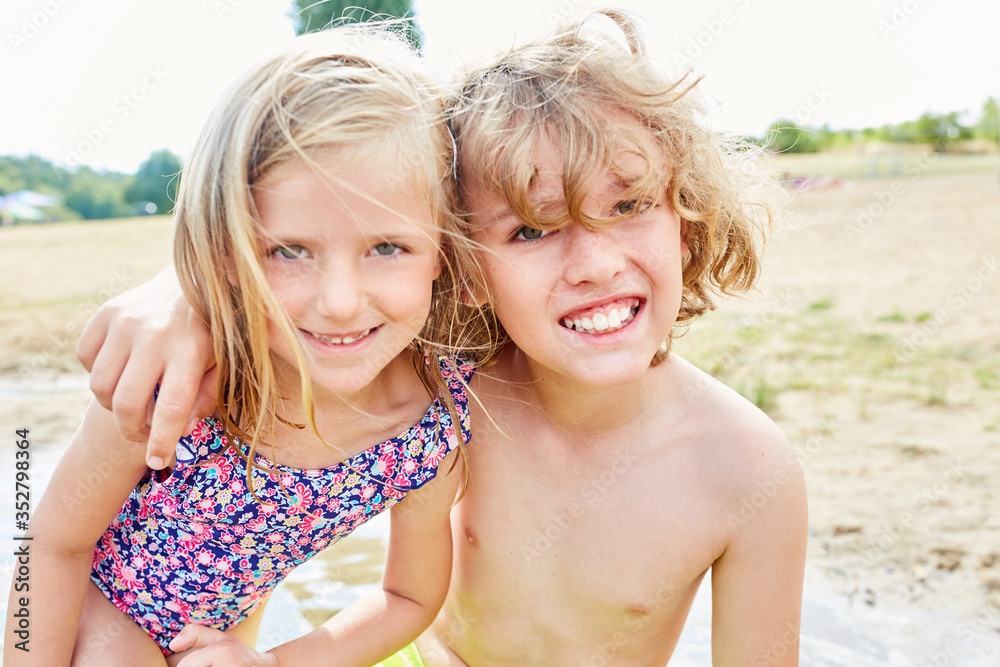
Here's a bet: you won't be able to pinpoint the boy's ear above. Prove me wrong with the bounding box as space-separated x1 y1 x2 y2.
461 280 488 308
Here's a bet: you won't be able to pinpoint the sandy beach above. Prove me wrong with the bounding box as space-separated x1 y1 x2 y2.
1 152 998 662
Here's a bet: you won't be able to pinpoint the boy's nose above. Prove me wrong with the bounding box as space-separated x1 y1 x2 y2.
561 225 626 286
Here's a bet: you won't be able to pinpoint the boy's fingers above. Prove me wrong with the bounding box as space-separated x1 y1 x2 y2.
147 368 206 469
110 348 166 444
86 335 131 412
76 307 111 373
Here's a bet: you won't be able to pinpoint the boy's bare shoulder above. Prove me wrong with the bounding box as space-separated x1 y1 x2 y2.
666 355 798 489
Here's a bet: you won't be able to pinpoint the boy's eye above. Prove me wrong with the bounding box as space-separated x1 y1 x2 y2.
273 244 308 260
372 242 402 256
613 199 654 217
513 226 550 241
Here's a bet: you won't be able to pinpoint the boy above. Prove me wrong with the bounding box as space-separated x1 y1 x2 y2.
76 10 805 665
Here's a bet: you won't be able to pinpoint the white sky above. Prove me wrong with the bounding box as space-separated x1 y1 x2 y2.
2 0 997 173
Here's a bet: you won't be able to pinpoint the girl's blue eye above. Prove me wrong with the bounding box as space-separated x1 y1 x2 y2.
273 244 307 260
372 242 401 256
614 199 654 217
513 226 549 241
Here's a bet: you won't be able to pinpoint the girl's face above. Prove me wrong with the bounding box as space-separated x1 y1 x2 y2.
253 155 442 398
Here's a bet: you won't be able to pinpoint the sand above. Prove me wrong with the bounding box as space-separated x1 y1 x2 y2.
1 158 998 659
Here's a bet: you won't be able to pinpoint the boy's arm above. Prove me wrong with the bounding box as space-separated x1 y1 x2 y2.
710 424 808 666
172 450 463 666
76 266 216 469
4 401 154 665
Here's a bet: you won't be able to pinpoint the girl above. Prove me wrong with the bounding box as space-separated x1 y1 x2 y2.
7 28 482 666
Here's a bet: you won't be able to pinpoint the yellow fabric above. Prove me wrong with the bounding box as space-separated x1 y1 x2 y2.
375 643 425 667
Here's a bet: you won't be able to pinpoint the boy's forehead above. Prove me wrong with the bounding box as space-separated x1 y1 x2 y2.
530 128 654 192
461 106 663 227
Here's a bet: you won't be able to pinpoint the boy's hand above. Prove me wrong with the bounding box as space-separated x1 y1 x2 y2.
172 625 280 667
76 267 216 470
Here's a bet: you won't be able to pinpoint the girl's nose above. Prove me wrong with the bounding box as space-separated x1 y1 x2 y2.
316 263 367 321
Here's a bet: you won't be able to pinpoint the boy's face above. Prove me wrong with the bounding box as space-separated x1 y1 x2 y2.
465 116 687 387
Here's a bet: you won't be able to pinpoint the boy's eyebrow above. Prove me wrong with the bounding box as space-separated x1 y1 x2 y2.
478 207 517 230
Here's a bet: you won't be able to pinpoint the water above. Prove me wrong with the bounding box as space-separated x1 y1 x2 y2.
2 378 999 663
0 374 90 400
255 514 1000 664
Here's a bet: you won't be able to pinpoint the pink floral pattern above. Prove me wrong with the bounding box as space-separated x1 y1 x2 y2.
91 357 473 654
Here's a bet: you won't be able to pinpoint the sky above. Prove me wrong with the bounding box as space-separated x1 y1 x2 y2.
2 0 997 174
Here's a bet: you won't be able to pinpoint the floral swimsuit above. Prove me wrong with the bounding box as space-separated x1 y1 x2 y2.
90 357 473 654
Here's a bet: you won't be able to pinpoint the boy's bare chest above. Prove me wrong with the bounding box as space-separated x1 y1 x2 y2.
447 421 724 657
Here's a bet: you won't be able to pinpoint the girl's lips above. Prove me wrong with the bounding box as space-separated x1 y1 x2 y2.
303 325 378 347
560 298 642 334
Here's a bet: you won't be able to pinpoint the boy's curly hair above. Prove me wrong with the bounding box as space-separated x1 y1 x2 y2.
447 8 786 364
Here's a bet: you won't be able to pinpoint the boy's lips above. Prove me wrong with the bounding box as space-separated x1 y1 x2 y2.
303 326 378 346
559 297 641 334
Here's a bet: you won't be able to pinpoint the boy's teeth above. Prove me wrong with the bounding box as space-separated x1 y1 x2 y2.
561 303 639 334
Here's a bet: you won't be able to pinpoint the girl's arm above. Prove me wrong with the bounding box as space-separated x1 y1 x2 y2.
3 400 154 666
76 266 216 468
172 449 464 667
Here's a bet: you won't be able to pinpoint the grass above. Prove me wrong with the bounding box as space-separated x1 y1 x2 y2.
808 298 835 312
742 378 779 413
927 373 949 406
675 298 993 419
878 310 907 323
771 150 1000 181
0 215 174 369
975 367 1000 391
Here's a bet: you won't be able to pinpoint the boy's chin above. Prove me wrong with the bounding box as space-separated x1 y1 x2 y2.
543 352 657 389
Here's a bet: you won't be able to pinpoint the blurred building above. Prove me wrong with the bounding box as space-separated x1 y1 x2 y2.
0 189 60 224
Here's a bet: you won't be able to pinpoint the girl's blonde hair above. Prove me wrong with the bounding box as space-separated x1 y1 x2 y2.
448 8 786 364
173 27 479 481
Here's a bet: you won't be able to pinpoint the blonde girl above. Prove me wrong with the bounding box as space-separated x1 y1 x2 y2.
6 27 480 667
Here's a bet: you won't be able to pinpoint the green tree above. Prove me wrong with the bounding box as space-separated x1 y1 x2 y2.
0 154 70 193
0 166 25 196
288 0 423 52
125 149 182 215
65 168 132 220
914 111 965 152
975 97 999 144
764 119 819 153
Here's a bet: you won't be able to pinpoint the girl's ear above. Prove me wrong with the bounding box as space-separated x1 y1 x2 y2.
679 219 690 258
223 255 240 287
432 251 444 282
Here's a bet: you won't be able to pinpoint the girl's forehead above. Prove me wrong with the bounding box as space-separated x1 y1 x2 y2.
255 151 436 210
258 149 400 186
